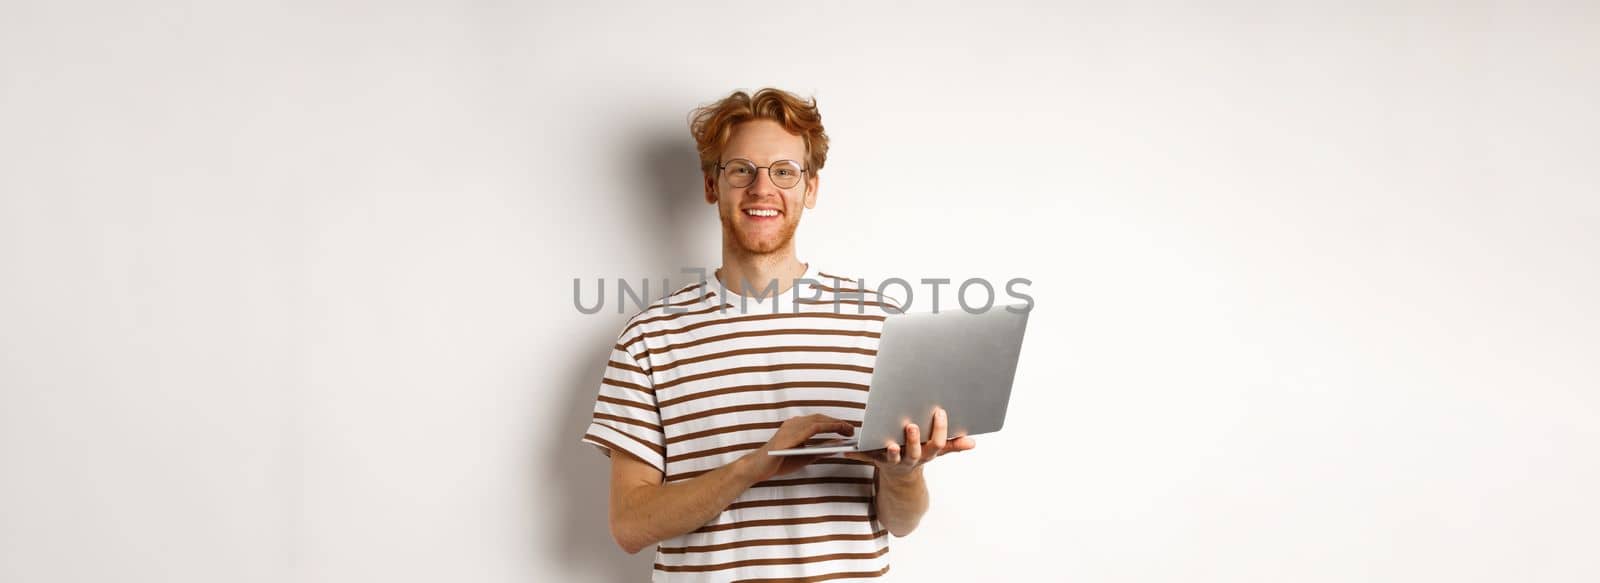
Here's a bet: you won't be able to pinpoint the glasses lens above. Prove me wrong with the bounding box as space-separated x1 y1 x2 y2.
723 160 756 187
770 160 803 189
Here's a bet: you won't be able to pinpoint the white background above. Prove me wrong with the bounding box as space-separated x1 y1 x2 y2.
2 1 1597 581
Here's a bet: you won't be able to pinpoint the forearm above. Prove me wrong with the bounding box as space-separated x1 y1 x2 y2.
874 466 929 536
612 455 763 553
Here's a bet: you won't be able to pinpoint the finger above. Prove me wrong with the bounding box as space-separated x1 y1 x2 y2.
885 442 901 465
940 436 977 455
809 413 847 424
792 414 829 431
903 423 922 464
927 407 948 456
809 420 855 438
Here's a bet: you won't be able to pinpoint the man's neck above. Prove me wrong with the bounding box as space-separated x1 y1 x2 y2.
717 248 807 297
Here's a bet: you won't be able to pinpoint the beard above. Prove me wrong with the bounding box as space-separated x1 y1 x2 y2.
719 203 800 256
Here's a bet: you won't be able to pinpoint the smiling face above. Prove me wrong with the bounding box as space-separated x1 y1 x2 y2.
704 119 820 257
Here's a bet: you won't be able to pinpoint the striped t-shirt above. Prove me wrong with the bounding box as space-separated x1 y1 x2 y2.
581 265 901 582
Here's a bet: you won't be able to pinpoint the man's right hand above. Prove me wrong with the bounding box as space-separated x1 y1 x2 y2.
743 414 857 482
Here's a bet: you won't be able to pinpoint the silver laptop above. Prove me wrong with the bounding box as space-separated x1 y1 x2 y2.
769 304 1030 456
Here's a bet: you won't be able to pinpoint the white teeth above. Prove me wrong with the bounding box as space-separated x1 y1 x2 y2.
745 209 779 217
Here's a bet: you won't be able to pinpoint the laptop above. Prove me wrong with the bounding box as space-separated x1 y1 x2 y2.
768 304 1030 456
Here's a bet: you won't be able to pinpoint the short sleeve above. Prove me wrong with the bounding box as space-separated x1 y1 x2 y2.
579 329 666 474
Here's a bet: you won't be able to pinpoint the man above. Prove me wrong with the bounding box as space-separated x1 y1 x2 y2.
580 88 975 581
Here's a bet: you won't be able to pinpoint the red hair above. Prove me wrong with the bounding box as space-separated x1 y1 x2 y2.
688 88 830 178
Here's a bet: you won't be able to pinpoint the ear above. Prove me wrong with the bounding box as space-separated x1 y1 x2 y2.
802 174 819 210
703 172 718 204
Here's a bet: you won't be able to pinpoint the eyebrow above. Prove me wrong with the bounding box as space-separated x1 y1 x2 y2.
721 156 802 164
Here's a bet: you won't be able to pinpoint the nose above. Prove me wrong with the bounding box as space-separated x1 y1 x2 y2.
743 168 784 200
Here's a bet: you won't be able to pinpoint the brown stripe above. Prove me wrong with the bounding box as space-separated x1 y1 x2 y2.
657 362 873 391
667 420 784 445
808 283 886 297
656 546 888 572
726 495 871 511
732 565 890 583
670 468 713 481
613 343 647 367
808 283 903 310
668 442 757 464
622 302 734 338
752 476 875 489
597 394 656 412
643 328 880 358
583 433 660 468
814 272 856 283
583 433 626 454
667 436 847 464
607 359 646 375
593 413 662 433
607 426 665 456
662 399 866 427
622 312 885 350
669 455 871 481
653 345 876 373
658 529 887 554
644 286 710 311
690 513 874 535
660 380 868 409
665 418 860 445
601 377 653 395
795 299 897 310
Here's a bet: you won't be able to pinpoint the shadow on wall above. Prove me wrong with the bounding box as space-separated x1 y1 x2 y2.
539 126 710 581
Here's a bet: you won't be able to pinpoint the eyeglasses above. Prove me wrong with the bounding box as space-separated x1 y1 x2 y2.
716 158 808 189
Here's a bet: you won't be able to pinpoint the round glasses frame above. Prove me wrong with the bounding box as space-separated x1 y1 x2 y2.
716 158 809 189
